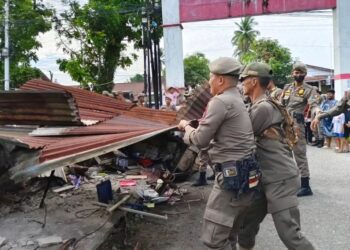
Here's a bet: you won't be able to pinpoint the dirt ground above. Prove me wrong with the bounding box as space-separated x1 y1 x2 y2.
98 179 211 250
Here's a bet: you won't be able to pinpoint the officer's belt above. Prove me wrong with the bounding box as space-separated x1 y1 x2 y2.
214 154 256 172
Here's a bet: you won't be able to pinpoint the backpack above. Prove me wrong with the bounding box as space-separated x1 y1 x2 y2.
263 97 299 149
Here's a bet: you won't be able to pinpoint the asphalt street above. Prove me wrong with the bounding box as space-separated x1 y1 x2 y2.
102 145 350 250
255 145 350 249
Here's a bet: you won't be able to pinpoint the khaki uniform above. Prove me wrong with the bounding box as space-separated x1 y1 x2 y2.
269 86 283 101
183 87 256 250
281 83 319 178
238 95 314 249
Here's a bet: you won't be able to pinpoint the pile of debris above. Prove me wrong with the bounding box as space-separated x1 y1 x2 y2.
0 79 212 249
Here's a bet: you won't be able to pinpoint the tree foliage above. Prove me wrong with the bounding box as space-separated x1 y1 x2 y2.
242 38 293 86
231 16 260 60
129 73 144 82
184 53 209 88
0 0 52 89
54 0 143 93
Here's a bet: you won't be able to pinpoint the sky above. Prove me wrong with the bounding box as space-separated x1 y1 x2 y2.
33 1 334 86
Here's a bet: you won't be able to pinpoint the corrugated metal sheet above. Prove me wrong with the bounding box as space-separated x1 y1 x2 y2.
0 90 82 126
7 126 175 182
0 80 179 182
20 80 134 122
177 83 212 121
20 80 178 125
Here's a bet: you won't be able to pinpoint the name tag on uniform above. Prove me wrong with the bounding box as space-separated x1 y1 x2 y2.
249 170 259 188
223 166 237 177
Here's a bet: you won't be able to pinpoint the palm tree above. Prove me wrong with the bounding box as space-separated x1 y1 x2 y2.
231 16 260 59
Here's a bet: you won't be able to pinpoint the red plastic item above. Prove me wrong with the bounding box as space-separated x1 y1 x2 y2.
119 179 137 187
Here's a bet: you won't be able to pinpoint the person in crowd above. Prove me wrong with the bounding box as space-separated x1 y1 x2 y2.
332 113 345 152
343 108 350 152
319 89 338 148
280 62 320 197
137 93 146 107
160 96 177 111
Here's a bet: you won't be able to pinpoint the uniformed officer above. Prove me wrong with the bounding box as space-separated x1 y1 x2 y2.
238 62 315 250
178 57 259 250
267 80 282 101
312 90 350 130
280 62 319 197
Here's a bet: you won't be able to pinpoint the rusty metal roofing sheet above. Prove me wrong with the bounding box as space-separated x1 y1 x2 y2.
0 90 82 126
8 126 175 182
0 80 180 182
122 107 178 125
20 80 135 122
177 83 212 121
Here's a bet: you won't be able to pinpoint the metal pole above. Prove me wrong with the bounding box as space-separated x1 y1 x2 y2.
146 14 152 108
4 0 10 91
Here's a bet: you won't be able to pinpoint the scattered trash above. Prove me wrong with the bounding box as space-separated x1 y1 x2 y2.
143 189 159 199
96 179 113 204
119 180 137 187
69 175 82 189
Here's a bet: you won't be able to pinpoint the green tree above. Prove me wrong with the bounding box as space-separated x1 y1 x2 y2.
0 0 52 89
231 16 260 60
54 0 143 93
184 53 209 88
129 73 144 82
242 38 293 86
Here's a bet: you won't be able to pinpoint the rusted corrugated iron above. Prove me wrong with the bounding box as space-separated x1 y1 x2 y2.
20 80 134 122
0 90 82 126
0 80 180 183
123 107 178 125
6 126 175 182
177 83 212 121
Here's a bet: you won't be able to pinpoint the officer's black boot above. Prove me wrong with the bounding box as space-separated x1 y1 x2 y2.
192 172 208 186
317 139 324 148
311 140 320 146
297 177 313 197
207 169 215 180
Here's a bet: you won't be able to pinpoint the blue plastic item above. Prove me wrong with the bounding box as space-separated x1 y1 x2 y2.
96 179 113 204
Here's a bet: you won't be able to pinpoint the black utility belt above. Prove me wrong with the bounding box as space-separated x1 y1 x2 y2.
214 155 261 195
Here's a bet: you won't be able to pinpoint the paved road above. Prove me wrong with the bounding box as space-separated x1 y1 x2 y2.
256 145 350 249
104 145 350 250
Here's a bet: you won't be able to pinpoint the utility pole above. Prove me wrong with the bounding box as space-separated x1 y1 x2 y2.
3 0 10 90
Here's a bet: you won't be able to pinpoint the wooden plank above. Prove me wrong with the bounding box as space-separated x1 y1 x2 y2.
125 175 147 180
53 185 75 193
107 195 131 213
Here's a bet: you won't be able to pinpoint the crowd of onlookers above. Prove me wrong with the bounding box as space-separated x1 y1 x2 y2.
102 86 189 112
305 89 350 153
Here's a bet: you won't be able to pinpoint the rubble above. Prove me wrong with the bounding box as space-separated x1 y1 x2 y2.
36 236 63 247
0 79 209 249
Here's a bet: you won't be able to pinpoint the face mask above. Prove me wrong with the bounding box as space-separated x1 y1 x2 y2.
294 75 305 83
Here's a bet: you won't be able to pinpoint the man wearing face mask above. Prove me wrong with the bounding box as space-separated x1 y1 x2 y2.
280 62 320 197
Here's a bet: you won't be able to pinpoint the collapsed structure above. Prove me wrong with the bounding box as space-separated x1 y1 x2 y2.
0 80 211 188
